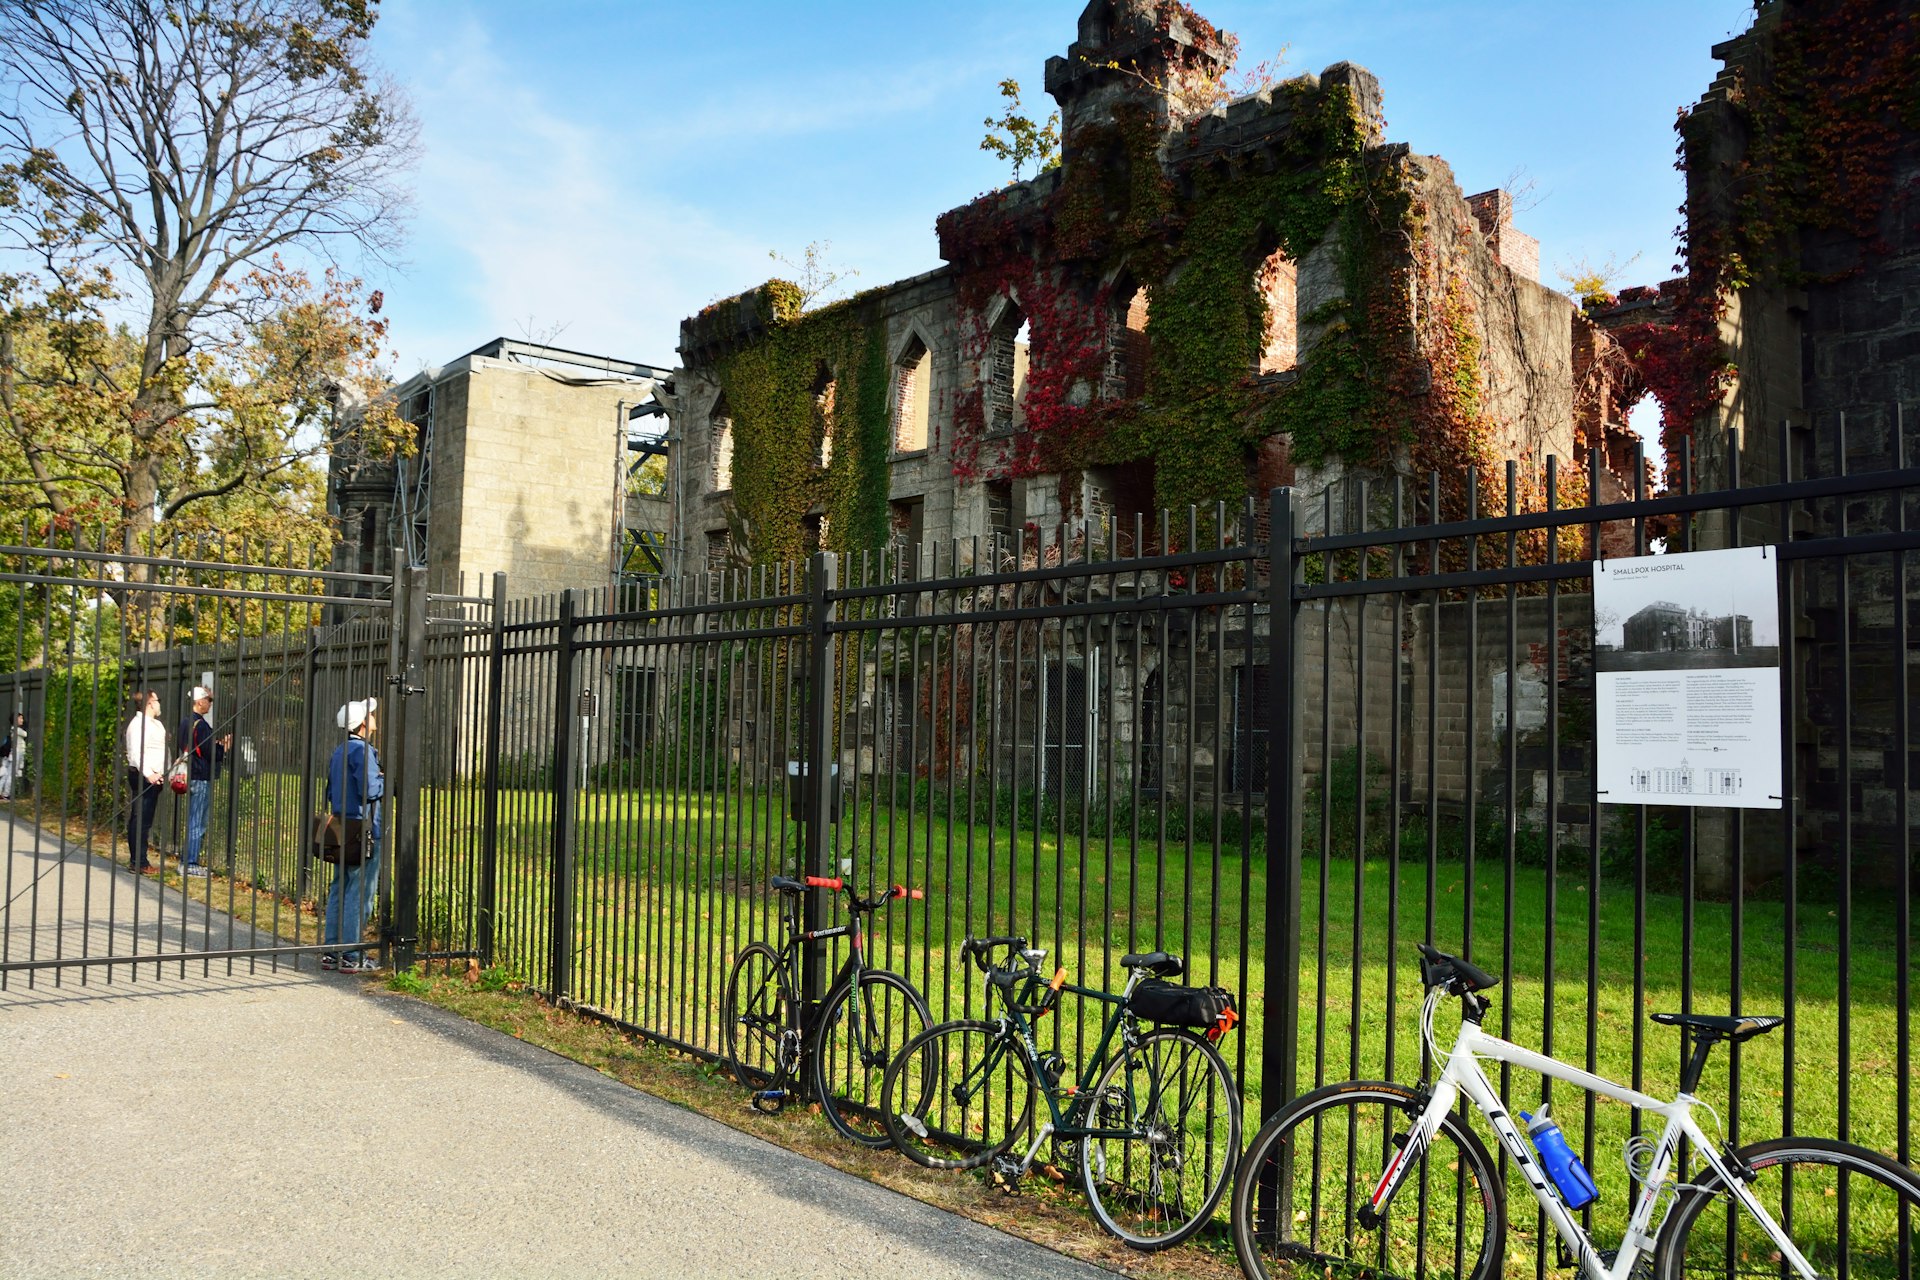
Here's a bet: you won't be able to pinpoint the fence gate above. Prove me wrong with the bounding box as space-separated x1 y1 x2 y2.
0 533 414 988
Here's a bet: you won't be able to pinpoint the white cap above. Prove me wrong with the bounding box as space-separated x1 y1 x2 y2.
336 696 380 732
190 685 214 702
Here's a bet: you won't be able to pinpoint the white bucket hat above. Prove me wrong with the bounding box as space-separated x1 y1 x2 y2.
336 696 379 732
190 685 214 702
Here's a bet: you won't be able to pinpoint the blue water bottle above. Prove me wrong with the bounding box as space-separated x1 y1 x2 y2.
1520 1104 1598 1209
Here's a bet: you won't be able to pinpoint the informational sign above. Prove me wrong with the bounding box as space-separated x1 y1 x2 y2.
1593 546 1782 809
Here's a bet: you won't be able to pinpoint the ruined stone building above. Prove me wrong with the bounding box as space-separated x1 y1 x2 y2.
668 0 1600 577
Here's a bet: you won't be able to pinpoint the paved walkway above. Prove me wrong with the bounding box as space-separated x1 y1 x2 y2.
0 840 1104 1277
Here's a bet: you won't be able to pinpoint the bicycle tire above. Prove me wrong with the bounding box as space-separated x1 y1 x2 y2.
809 968 931 1147
880 1018 1036 1171
1078 1027 1241 1251
1655 1135 1920 1280
1231 1080 1505 1280
721 942 789 1092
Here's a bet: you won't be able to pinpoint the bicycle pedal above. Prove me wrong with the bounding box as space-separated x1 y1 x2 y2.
750 1088 789 1114
895 1113 929 1140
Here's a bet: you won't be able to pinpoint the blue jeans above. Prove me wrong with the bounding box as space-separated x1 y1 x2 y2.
182 779 211 866
323 857 370 964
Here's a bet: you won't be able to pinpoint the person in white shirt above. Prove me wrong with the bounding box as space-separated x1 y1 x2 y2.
0 711 25 800
123 690 167 874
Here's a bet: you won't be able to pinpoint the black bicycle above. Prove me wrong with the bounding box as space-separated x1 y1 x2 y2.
880 936 1242 1250
721 873 932 1147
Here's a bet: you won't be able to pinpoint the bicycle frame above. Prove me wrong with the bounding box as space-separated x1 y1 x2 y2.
1373 990 1821 1280
980 967 1151 1171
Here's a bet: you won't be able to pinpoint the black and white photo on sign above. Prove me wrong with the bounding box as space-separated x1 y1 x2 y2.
1594 545 1782 810
1593 548 1781 673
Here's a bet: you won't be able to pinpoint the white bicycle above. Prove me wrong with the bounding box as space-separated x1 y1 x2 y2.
1232 944 1919 1279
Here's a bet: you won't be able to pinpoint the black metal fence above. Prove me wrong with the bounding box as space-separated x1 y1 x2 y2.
0 530 396 984
406 425 1914 1269
2 426 1910 1267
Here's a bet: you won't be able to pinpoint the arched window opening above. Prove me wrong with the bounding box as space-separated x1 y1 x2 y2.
1256 247 1299 374
895 336 931 453
812 367 836 468
709 394 734 491
1108 284 1150 400
1626 392 1665 483
986 306 1029 436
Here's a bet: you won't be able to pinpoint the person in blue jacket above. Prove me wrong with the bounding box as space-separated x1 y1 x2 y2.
322 696 383 973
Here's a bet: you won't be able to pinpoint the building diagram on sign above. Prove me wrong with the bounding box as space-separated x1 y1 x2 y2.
1626 758 1744 799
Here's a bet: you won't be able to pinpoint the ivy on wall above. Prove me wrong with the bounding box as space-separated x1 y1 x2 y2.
937 71 1510 522
713 287 892 563
708 21 1547 555
1609 0 1918 481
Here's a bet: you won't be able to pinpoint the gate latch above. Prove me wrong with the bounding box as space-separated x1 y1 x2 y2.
386 674 426 696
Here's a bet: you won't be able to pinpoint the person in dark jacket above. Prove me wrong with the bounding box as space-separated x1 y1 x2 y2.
177 686 231 877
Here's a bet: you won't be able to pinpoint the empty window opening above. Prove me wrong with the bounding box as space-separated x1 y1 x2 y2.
1108 285 1150 400
1138 668 1163 796
710 401 734 491
987 307 1030 436
890 497 925 579
812 367 836 468
705 529 732 572
895 338 932 453
1256 248 1299 374
985 479 1014 560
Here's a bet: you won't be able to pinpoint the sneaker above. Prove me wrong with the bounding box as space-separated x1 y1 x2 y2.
185 864 208 878
320 954 339 971
135 863 158 876
339 957 379 974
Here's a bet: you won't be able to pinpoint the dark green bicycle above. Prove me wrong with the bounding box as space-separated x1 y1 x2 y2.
880 935 1242 1250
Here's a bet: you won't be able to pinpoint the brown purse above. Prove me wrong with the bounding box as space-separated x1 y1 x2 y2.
313 812 369 865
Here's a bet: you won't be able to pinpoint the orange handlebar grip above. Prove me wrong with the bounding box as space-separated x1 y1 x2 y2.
1050 967 1068 993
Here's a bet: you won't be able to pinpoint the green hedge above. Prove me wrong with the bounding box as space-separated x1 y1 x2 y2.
42 666 125 823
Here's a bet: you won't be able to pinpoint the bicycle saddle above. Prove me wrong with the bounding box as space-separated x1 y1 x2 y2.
1651 1012 1783 1042
769 875 805 893
1416 943 1499 993
1121 951 1184 977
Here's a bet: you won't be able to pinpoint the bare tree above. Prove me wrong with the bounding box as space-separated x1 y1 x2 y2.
0 0 417 549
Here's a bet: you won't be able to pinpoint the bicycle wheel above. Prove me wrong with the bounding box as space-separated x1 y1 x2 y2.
1231 1081 1504 1280
809 968 931 1147
721 942 789 1092
1656 1136 1920 1280
881 1019 1036 1170
1077 1027 1242 1251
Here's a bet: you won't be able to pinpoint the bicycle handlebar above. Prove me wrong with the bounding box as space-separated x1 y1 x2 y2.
771 875 925 913
961 936 1029 972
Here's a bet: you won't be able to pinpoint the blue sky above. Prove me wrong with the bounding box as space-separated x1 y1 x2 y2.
366 0 1757 375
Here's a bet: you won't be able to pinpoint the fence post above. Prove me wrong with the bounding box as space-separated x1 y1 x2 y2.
478 571 507 968
389 564 428 974
1262 487 1304 1126
800 552 838 1026
550 588 579 1002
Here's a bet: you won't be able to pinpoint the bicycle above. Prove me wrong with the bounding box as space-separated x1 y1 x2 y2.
880 936 1242 1251
720 872 932 1147
1231 942 1920 1279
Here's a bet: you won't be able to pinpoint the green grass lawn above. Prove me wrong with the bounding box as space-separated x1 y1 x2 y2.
417 780 1912 1234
